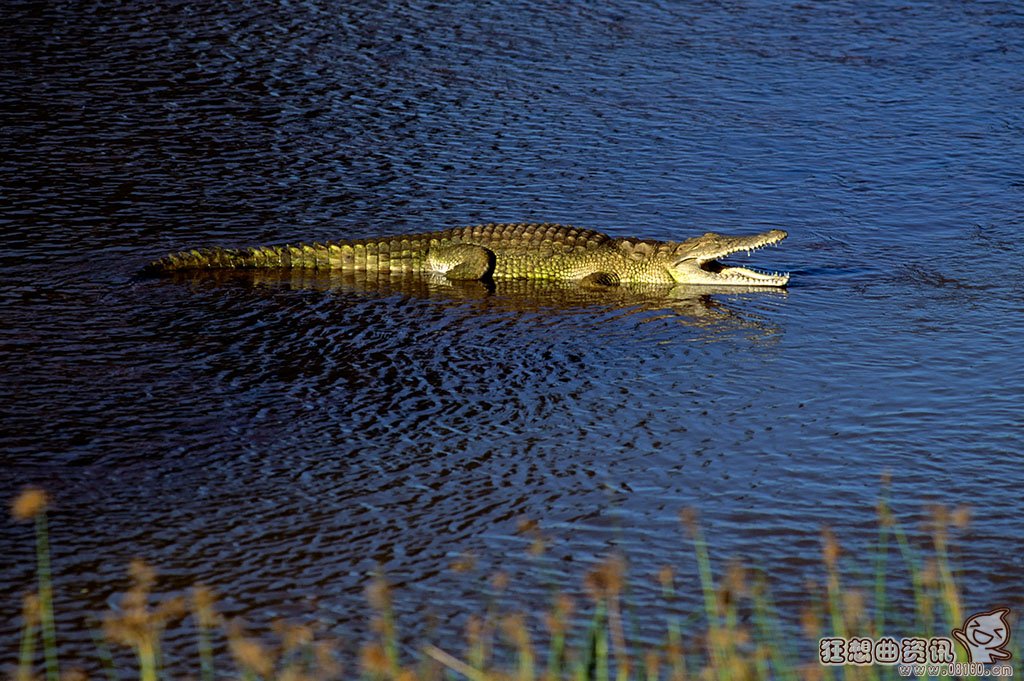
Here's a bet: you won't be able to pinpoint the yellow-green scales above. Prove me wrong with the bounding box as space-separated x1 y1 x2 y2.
146 222 790 287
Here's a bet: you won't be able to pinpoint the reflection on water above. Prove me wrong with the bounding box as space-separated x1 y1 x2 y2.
157 267 786 334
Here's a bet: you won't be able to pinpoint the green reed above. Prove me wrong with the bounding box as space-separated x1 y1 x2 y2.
12 488 59 681
8 485 1013 681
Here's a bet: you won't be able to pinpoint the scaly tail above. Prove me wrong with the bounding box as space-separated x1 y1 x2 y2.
143 243 329 274
141 239 427 276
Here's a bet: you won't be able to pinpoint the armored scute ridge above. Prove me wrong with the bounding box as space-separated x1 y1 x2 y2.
145 222 790 287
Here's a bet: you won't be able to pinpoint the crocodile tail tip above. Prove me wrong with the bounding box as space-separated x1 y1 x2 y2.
137 257 173 278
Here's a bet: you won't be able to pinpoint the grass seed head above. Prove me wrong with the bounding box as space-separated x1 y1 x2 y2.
365 577 391 612
930 504 950 528
191 584 218 628
516 518 539 534
725 561 747 598
360 642 390 676
228 623 275 678
821 528 840 570
277 621 314 652
876 499 894 527
801 606 822 638
103 611 153 648
951 506 970 529
544 594 574 636
920 559 939 589
12 488 49 521
842 589 866 629
658 565 675 592
22 593 41 627
679 508 699 536
491 571 509 592
313 640 343 678
501 613 530 649
585 554 626 600
450 552 476 573
128 559 157 592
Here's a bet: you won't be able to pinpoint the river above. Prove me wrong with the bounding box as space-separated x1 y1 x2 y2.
2 0 1022 665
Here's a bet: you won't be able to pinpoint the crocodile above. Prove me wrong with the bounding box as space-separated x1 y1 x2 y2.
144 222 789 287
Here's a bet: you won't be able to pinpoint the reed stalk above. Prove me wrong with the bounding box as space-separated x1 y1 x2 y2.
36 510 60 681
17 595 38 681
8 487 993 681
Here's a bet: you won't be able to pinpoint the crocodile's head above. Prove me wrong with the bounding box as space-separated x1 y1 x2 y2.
665 229 789 286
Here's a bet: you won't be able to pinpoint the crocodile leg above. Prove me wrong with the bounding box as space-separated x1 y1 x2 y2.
580 272 621 287
426 243 495 281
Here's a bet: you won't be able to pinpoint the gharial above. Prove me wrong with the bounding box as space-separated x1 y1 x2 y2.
143 222 790 287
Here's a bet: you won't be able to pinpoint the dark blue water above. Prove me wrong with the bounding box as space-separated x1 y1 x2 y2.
2 0 1022 664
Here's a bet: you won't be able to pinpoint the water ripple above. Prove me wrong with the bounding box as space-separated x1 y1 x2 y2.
3 0 1024 664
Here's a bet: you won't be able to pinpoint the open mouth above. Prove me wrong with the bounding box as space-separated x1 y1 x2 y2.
695 230 790 286
699 260 790 284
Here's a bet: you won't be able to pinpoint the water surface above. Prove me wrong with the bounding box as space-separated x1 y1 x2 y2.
2 0 1023 661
